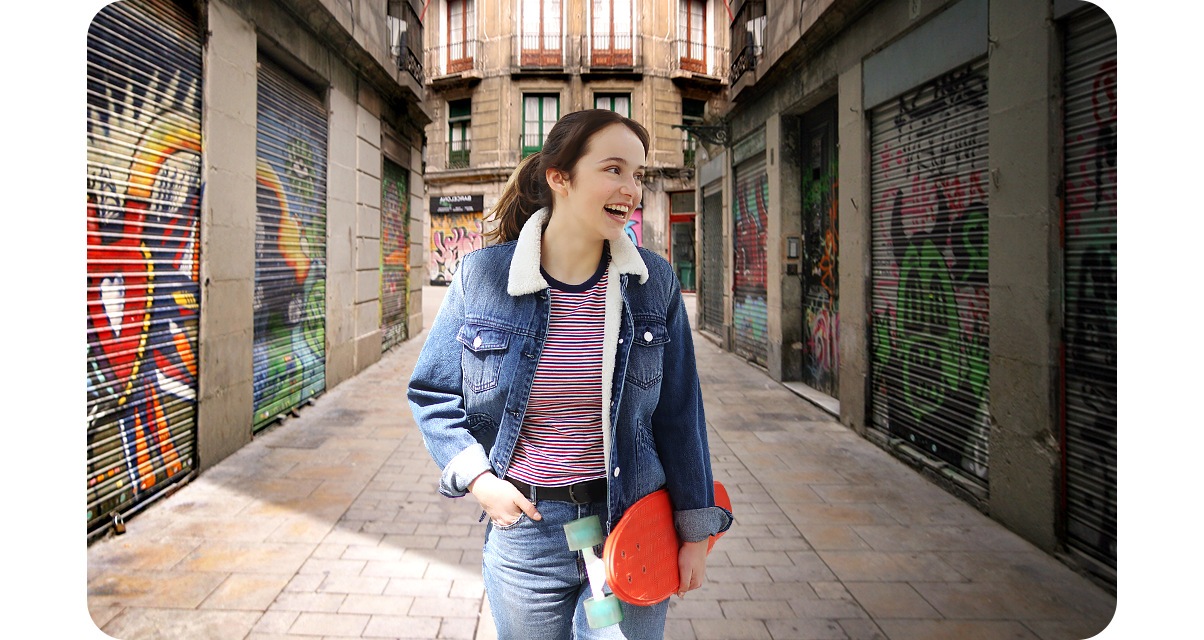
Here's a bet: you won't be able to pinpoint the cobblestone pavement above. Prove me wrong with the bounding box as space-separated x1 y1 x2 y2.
87 292 1115 640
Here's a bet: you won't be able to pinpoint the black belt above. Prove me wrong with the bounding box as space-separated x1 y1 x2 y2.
507 477 607 504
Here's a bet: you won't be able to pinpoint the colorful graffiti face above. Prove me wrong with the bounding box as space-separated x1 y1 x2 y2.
86 0 202 533
429 212 484 285
252 64 328 429
870 62 991 482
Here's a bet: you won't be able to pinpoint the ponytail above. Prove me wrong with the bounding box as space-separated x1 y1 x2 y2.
485 153 549 244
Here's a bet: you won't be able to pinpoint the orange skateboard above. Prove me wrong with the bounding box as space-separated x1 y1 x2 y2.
563 481 733 627
603 481 732 605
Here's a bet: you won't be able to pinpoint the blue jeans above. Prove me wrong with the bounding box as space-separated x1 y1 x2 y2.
482 499 669 640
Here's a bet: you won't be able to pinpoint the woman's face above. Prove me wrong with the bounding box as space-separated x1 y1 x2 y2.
552 123 646 243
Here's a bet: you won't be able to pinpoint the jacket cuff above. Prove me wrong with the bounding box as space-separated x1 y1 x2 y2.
674 505 735 543
439 444 493 498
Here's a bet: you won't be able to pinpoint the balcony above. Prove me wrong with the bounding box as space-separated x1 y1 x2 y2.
513 33 567 74
729 0 766 87
425 40 483 90
447 140 471 170
387 4 424 86
670 40 728 90
582 33 639 73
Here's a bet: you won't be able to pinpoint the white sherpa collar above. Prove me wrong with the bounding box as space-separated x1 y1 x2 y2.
506 206 650 296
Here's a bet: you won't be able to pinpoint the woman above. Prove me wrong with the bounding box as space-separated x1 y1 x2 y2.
408 109 732 639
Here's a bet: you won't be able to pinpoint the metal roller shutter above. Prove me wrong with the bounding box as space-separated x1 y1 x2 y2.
86 0 202 537
869 56 991 488
700 188 724 334
254 59 329 430
1061 6 1117 573
732 156 769 366
381 159 410 352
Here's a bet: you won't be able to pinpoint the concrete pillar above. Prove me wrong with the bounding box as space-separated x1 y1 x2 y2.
198 0 257 469
837 61 871 436
986 0 1061 552
325 62 359 388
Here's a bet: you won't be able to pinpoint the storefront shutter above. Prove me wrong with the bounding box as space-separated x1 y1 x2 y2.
700 188 725 334
732 156 769 366
86 0 202 537
381 159 410 351
253 58 329 430
869 56 991 490
1061 5 1117 573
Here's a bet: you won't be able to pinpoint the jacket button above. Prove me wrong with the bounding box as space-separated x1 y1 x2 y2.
613 467 621 478
644 331 653 343
618 338 624 344
473 336 483 348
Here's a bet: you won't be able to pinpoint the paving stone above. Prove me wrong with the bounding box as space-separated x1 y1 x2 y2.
85 306 1116 640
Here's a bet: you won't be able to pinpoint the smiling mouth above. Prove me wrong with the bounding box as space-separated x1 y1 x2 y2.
604 204 631 220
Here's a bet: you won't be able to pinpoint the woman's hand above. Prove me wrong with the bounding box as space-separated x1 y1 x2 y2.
468 472 542 527
676 539 710 598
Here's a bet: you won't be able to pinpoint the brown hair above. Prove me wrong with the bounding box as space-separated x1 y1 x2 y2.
485 109 650 244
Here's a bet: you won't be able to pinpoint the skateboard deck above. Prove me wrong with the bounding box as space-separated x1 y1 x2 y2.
603 481 732 605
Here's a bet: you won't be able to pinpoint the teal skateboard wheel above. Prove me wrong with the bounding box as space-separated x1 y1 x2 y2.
584 594 623 628
564 515 604 550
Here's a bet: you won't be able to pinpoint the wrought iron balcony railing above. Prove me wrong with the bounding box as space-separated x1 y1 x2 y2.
426 40 480 78
671 40 728 79
583 33 637 69
514 33 566 69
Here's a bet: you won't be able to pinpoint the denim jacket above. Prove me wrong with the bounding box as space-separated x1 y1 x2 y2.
408 207 733 542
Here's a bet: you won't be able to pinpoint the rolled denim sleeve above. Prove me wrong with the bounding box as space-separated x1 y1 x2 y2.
407 260 491 498
675 505 735 543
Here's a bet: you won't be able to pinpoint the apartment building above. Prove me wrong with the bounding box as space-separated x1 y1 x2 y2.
419 0 731 291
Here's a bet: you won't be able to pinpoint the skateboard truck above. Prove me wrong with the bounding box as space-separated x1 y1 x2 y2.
564 515 624 629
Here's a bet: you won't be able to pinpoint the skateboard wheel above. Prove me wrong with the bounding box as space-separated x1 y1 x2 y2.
564 515 604 550
584 594 623 628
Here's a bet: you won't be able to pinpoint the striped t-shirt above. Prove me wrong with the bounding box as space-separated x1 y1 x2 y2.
506 255 609 487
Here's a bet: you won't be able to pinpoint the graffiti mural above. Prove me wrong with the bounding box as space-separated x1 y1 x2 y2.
624 206 644 247
870 60 991 483
253 62 328 430
1063 23 1117 569
86 0 202 534
801 111 839 394
381 160 410 351
733 164 769 365
429 212 484 285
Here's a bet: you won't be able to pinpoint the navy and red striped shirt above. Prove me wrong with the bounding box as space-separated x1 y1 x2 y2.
506 255 609 487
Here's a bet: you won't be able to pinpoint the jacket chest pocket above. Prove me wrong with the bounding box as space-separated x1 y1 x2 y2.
625 320 669 389
458 324 509 393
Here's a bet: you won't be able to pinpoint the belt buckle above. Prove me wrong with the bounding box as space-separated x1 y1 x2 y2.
568 483 584 504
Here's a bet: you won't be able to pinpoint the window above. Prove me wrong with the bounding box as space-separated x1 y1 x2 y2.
521 0 562 66
448 99 471 169
447 0 475 73
678 0 707 73
522 94 559 157
591 0 633 66
595 93 631 117
682 98 705 167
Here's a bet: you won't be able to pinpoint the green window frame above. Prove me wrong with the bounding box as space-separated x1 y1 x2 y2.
594 93 631 117
522 94 559 157
448 98 471 169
